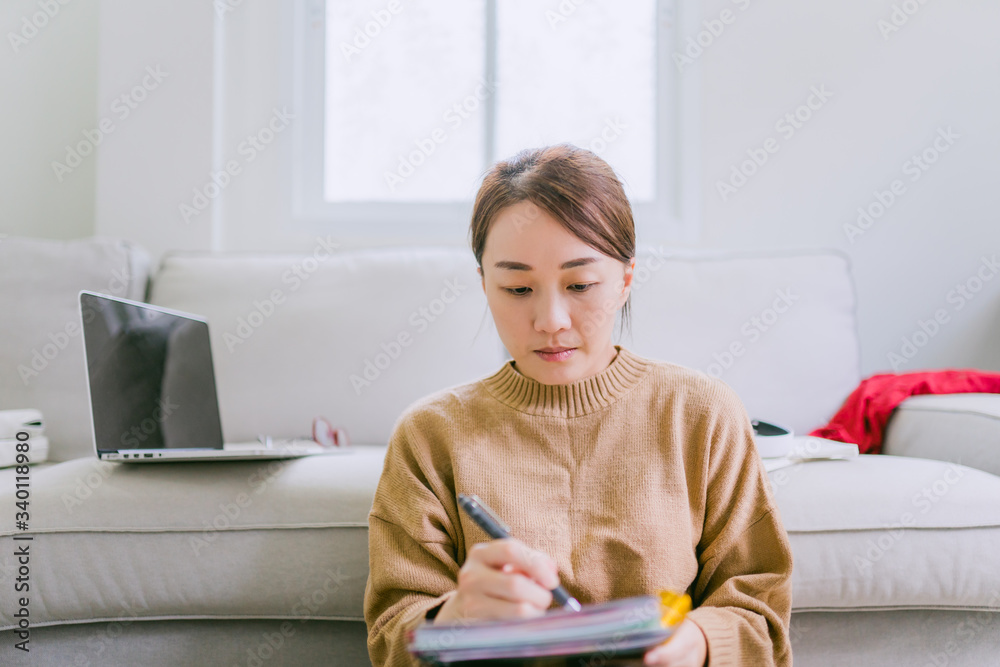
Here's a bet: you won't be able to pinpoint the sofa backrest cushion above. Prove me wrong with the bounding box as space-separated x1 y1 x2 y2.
626 248 861 434
149 246 504 447
0 236 151 462
150 245 860 446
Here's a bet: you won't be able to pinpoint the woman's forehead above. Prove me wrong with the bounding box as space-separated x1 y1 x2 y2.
486 217 599 261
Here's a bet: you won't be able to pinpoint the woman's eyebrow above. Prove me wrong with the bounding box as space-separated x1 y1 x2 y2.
494 257 599 271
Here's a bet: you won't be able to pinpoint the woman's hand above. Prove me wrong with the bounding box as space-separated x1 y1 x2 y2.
643 619 708 666
433 538 559 624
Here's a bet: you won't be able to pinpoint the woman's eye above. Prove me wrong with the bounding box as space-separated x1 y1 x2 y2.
502 284 595 296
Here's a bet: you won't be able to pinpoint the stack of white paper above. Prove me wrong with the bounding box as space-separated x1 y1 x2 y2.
762 436 859 473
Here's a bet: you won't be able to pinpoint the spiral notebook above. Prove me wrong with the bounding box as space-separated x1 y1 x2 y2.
408 591 691 666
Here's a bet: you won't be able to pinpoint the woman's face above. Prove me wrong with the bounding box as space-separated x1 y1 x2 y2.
479 200 634 385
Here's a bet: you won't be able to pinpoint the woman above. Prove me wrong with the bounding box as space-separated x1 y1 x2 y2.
364 144 793 666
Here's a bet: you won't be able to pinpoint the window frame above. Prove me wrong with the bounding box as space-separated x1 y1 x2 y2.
291 0 701 243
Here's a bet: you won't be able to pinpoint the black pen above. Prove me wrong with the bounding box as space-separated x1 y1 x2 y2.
457 493 582 612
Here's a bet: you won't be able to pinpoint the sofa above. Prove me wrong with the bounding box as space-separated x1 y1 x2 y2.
1 235 998 666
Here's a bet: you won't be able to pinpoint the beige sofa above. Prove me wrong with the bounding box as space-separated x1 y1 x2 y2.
1 235 998 666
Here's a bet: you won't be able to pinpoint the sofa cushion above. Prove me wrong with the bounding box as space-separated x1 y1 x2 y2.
0 236 151 462
4 450 997 631
770 455 1000 612
148 246 505 448
0 448 387 630
146 246 862 447
628 248 861 435
883 393 1000 476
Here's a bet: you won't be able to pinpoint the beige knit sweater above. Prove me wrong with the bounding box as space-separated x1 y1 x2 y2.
364 345 793 666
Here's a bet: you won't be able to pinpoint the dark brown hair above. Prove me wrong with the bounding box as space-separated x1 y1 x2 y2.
469 144 635 337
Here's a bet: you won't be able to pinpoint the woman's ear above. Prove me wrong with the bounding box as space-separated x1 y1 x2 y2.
624 257 636 288
621 257 636 297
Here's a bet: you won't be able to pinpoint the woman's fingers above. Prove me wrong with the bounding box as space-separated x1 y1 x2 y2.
643 620 707 667
435 538 561 621
459 556 553 610
452 582 551 621
468 538 560 590
466 562 552 610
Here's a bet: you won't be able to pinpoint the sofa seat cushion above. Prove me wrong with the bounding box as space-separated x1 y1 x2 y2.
0 447 389 630
7 449 998 631
770 455 1000 612
883 393 1000 476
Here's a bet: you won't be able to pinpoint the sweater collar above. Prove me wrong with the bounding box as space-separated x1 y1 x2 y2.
481 345 653 418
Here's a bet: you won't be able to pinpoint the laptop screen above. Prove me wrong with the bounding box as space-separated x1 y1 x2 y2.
80 292 225 453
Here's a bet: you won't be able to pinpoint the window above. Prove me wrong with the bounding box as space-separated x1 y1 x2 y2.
293 0 699 241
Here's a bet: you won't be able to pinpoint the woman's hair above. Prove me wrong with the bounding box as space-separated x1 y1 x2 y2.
469 143 636 337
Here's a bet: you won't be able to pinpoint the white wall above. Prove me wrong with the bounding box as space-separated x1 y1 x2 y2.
696 0 1000 374
93 0 216 258
6 0 1000 376
0 0 99 239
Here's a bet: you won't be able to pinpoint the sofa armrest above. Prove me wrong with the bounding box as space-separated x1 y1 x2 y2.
883 393 1000 476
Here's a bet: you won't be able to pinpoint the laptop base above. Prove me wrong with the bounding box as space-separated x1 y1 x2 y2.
100 440 352 463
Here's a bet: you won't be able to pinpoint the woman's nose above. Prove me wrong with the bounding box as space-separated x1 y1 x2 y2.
534 292 572 333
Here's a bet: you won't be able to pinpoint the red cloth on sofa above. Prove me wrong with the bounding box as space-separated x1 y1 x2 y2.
809 370 1000 454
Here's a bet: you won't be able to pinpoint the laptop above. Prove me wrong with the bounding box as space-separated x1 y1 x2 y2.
79 290 350 462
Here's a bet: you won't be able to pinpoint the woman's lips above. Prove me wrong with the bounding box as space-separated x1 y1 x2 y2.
535 348 576 362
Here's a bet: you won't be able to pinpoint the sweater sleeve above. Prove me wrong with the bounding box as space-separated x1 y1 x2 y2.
684 382 794 667
363 414 462 667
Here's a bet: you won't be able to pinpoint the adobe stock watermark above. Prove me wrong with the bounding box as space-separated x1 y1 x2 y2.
60 460 116 513
887 253 999 370
18 265 133 385
924 589 1000 667
233 567 347 667
350 277 468 394
8 0 73 54
545 0 591 30
566 247 675 341
288 567 350 618
232 568 349 667
223 235 340 352
383 78 498 193
190 459 289 557
119 396 179 449
584 117 628 158
580 596 665 666
60 399 176 512
853 462 966 576
51 65 168 183
74 600 151 666
214 0 245 19
193 539 349 665
672 0 753 73
180 107 295 224
629 247 673 293
339 0 403 62
844 126 959 244
526 519 571 570
788 615 817 649
716 85 833 202
705 288 798 378
768 437 845 492
877 0 933 41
